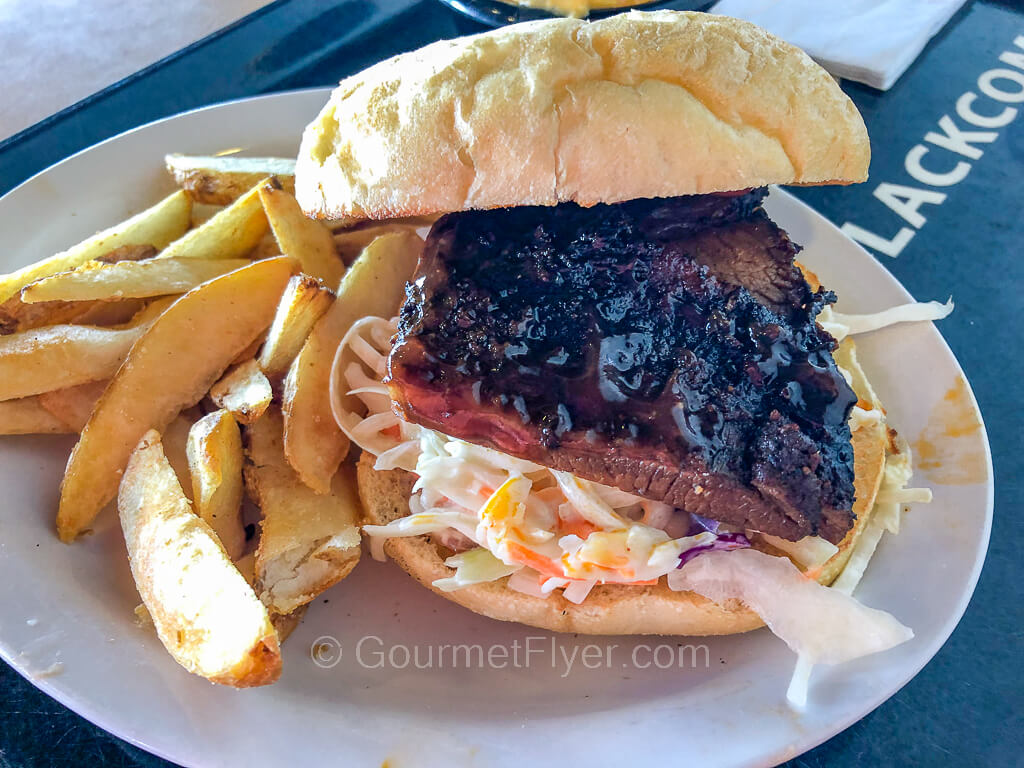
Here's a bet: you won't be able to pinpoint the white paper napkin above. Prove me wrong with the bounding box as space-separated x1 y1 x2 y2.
710 0 968 90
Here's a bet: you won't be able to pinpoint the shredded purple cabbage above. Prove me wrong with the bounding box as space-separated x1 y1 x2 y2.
688 512 721 534
677 532 751 568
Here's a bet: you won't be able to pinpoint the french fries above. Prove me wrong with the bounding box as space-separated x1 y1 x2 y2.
93 244 158 264
249 231 282 261
283 231 422 492
119 431 280 687
1 147 424 686
333 221 430 265
38 380 109 432
0 191 191 304
157 185 269 261
165 154 296 205
161 413 196 500
0 297 103 335
0 396 75 435
259 182 345 287
244 408 361 614
21 258 251 303
210 359 272 425
0 324 145 401
235 552 308 642
269 605 308 643
187 410 246 560
258 275 334 377
57 257 294 542
0 244 160 333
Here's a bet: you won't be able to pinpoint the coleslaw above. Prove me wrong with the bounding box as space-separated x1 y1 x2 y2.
330 295 946 706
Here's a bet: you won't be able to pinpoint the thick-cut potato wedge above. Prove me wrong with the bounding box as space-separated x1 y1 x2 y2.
283 231 421 493
162 412 196 500
0 297 99 335
118 430 280 687
157 185 269 261
270 605 307 643
0 295 148 336
165 154 295 205
249 231 282 261
120 296 177 329
93 244 158 264
259 182 345 287
75 299 150 328
0 191 191 304
38 380 109 432
258 275 334 377
0 298 165 400
333 222 427 266
235 552 256 585
0 396 75 435
190 203 224 228
234 553 307 642
244 408 361 614
210 359 272 426
0 324 145 401
21 258 252 304
187 410 245 560
231 335 265 366
57 257 294 542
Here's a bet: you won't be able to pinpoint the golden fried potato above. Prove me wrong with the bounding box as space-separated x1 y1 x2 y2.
37 380 109 432
92 244 158 264
118 296 178 328
161 412 196 500
0 324 145 401
187 410 245 560
57 256 294 542
118 430 280 686
190 203 224 228
0 297 102 335
270 604 307 643
0 396 75 435
157 185 268 261
0 191 191 304
210 359 272 426
283 231 421 493
165 154 295 205
21 258 251 303
258 274 334 378
244 408 361 614
259 182 344 287
249 231 282 261
333 220 430 266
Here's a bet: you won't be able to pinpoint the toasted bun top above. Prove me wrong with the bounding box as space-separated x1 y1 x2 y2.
296 11 870 221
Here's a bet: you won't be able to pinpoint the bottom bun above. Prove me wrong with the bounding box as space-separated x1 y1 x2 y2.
356 406 885 637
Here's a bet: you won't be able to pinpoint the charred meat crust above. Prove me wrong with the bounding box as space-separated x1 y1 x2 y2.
388 190 857 543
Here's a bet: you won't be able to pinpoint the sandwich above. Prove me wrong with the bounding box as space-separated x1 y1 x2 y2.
295 11 946 704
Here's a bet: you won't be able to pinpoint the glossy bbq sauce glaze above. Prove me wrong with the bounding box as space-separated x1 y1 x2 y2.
387 189 859 543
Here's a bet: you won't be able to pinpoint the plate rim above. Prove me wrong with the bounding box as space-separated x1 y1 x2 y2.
0 89 995 768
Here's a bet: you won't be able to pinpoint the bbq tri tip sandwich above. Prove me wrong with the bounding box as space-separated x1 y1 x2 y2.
295 11 946 705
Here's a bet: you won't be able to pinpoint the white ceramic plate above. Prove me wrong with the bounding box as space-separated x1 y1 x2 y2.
0 90 993 768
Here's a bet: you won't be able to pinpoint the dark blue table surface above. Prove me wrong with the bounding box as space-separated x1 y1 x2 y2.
1 1 1021 766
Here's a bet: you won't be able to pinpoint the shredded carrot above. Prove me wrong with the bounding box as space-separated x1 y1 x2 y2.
381 424 401 439
507 542 564 578
559 518 597 539
802 565 824 582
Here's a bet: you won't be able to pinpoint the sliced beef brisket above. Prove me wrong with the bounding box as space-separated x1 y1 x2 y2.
387 189 858 543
